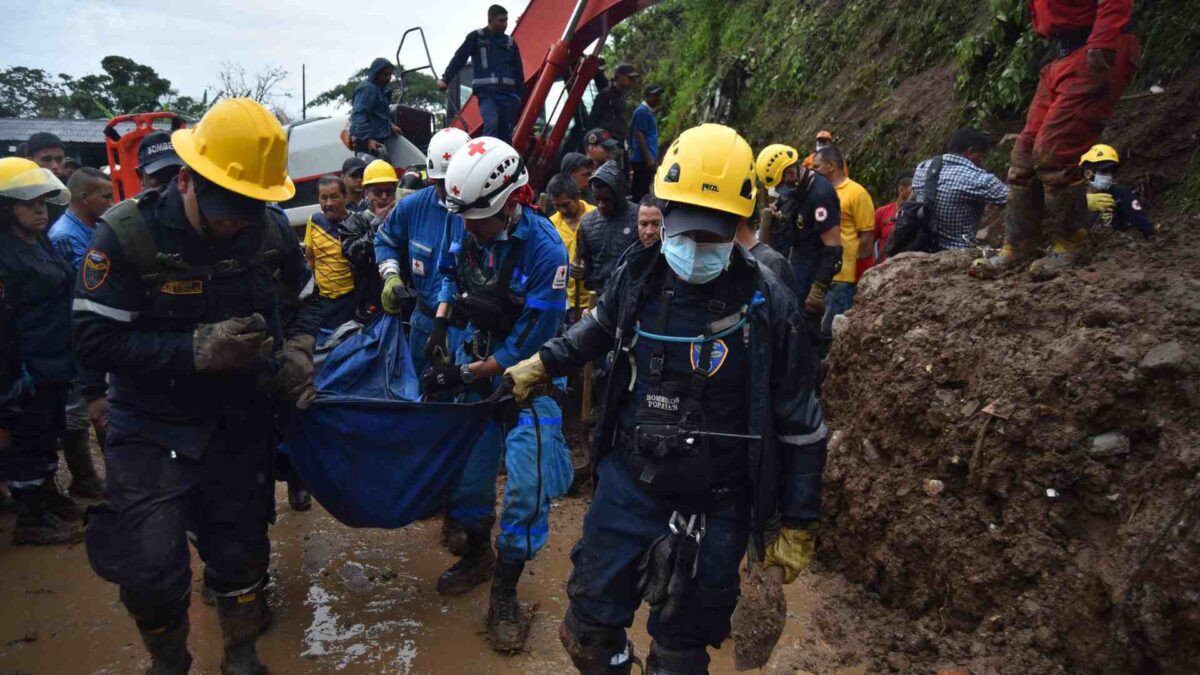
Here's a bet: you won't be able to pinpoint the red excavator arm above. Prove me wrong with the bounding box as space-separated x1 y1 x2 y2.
451 0 660 185
104 112 188 201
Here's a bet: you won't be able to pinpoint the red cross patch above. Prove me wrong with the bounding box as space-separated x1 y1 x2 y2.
467 141 487 156
442 152 452 161
503 173 513 184
451 185 460 196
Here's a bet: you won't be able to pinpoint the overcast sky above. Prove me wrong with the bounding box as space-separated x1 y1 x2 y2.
9 0 532 117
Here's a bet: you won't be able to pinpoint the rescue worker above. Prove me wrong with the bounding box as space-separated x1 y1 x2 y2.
974 0 1139 277
438 5 526 144
136 131 186 193
74 98 308 675
502 124 828 674
375 127 471 378
0 157 80 545
1079 144 1153 238
425 137 573 653
756 144 841 301
48 166 113 499
577 160 639 295
341 159 399 322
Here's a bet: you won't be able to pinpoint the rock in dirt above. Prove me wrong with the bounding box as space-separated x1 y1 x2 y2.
730 565 787 670
1139 340 1190 377
1087 432 1131 458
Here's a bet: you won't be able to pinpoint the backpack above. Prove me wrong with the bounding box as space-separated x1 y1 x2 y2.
883 156 943 257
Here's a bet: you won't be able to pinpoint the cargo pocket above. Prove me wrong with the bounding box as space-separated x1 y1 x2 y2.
84 502 129 585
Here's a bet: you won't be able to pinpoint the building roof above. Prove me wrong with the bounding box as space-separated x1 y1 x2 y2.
0 118 110 144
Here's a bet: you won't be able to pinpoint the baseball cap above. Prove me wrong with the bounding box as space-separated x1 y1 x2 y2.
585 128 620 149
137 131 185 175
662 202 740 239
644 84 665 97
342 157 368 176
615 63 640 78
194 171 266 222
816 130 834 141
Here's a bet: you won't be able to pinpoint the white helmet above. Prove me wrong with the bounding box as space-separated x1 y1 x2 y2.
426 127 472 179
443 137 528 219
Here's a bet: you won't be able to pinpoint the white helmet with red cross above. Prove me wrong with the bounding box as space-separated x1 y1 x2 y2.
443 137 528 219
426 127 472 179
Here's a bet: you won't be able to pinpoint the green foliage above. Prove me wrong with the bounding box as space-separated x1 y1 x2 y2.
953 0 1040 122
0 67 71 117
0 56 195 119
308 67 444 117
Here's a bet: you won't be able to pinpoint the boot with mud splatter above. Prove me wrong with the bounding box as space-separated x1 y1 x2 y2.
40 474 83 521
436 527 495 595
1028 181 1089 281
139 615 192 675
215 590 268 675
10 484 83 545
970 181 1041 279
440 512 468 556
63 428 105 500
486 559 533 654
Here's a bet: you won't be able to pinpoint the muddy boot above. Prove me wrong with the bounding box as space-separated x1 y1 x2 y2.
40 475 84 521
215 591 268 675
286 479 311 512
646 642 709 675
139 615 193 675
486 559 533 654
970 181 1042 279
437 527 495 595
1029 181 1089 281
11 485 84 546
63 428 105 500
440 512 468 556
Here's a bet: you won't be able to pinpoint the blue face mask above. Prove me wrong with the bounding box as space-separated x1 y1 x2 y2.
661 234 733 285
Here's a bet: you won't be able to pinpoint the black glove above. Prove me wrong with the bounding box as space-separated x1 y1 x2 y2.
421 363 463 394
425 316 450 366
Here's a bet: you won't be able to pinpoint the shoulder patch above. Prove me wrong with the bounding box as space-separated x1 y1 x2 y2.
815 206 829 223
552 265 568 290
1131 199 1142 211
82 249 110 291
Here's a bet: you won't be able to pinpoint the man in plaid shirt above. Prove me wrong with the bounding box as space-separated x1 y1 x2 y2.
912 128 1008 251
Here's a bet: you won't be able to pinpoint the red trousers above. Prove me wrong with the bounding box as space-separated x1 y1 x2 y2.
1009 32 1140 188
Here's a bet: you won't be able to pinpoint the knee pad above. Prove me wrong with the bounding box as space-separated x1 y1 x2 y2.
560 609 628 675
648 641 710 675
121 585 190 632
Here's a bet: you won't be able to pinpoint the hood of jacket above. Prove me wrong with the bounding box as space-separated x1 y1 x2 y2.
367 58 393 85
588 160 627 206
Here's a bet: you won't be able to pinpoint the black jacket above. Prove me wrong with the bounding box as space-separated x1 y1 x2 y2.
580 161 638 292
539 244 828 535
589 84 630 141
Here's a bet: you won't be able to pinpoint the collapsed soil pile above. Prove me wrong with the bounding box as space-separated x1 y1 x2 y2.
818 220 1200 674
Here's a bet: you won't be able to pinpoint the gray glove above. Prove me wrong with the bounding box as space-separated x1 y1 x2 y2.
193 314 273 373
272 334 316 407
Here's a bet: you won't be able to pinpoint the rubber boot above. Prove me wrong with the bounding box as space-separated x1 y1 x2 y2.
138 615 193 675
286 478 312 512
1030 181 1089 281
436 527 495 595
647 641 710 675
63 428 105 500
40 474 83 521
486 558 532 654
440 512 468 556
11 485 83 545
970 181 1042 278
215 591 268 675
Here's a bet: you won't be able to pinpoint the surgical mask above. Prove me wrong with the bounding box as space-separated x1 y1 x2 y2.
1089 172 1114 191
661 234 733 285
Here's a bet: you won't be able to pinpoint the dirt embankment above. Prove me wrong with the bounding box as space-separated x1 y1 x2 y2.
817 219 1200 673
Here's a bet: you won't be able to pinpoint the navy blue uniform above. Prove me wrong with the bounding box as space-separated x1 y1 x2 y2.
773 171 840 299
1091 185 1153 238
73 182 283 627
539 245 827 669
442 29 526 143
0 229 73 487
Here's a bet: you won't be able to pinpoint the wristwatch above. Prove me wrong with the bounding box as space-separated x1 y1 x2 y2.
459 364 476 383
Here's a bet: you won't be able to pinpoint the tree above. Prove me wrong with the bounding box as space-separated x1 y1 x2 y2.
0 67 70 117
59 55 175 118
211 62 290 107
308 66 444 117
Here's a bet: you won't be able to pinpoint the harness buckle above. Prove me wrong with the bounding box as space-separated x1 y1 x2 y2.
707 299 726 314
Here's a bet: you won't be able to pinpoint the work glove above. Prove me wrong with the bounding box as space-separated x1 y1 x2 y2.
804 282 828 317
1087 192 1115 213
421 363 464 395
503 354 548 404
193 314 273 373
271 335 316 409
381 274 408 314
424 316 450 366
763 528 816 584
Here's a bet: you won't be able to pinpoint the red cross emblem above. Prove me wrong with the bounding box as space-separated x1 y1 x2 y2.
467 141 487 156
502 173 513 184
442 152 452 161
451 185 460 196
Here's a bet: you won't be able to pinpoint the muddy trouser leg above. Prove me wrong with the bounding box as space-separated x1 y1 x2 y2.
495 394 573 563
2 386 66 492
562 450 749 673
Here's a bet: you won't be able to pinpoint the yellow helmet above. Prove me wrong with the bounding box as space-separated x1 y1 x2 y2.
362 160 399 187
755 144 800 188
1080 144 1120 167
0 157 70 205
172 98 295 202
655 123 756 225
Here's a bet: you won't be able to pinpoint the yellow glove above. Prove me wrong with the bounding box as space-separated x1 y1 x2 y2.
1087 192 1115 213
804 282 827 317
763 528 816 584
381 275 407 314
503 353 547 404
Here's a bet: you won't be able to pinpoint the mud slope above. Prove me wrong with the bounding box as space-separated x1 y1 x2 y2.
819 220 1200 674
